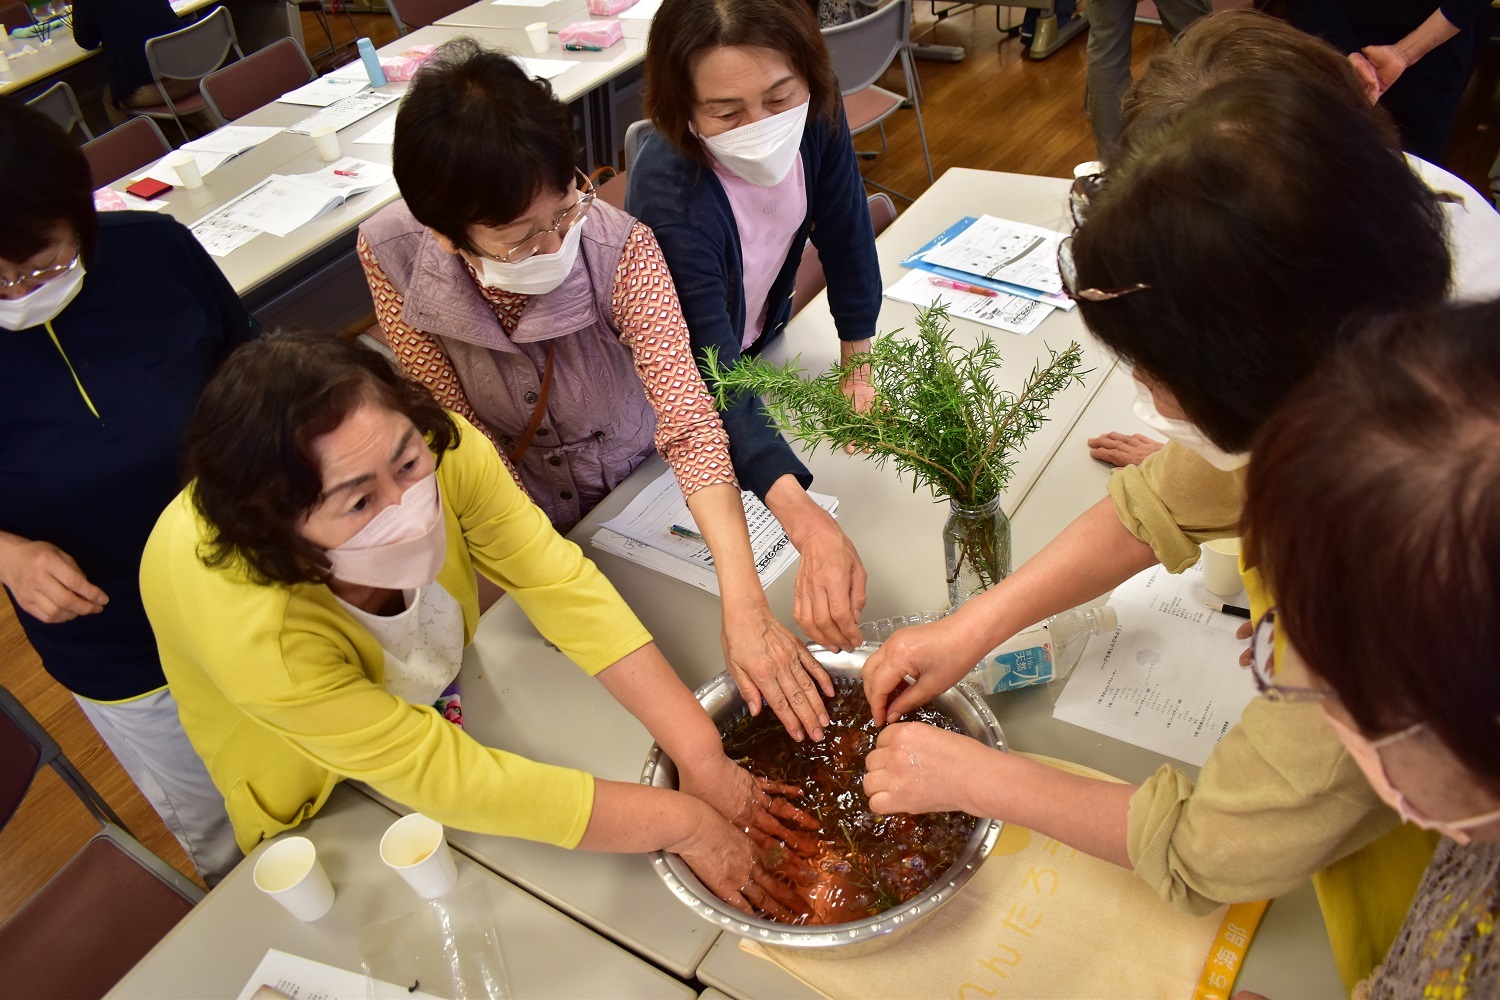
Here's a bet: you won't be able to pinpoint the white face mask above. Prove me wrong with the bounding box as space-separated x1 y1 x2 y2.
1321 711 1500 845
0 259 86 331
475 213 587 296
699 99 809 187
1130 378 1249 471
326 472 447 590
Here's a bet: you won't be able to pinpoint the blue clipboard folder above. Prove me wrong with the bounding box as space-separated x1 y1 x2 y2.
900 216 1076 312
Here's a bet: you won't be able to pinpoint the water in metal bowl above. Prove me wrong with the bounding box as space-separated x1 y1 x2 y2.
640 645 1005 956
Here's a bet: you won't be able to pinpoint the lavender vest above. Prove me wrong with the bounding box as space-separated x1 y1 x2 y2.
361 199 655 532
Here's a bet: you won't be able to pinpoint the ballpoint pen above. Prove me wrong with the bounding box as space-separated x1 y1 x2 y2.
929 276 998 297
669 524 705 542
565 43 604 51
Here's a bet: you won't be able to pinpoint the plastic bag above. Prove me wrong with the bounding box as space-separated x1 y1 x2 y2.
358 880 511 1000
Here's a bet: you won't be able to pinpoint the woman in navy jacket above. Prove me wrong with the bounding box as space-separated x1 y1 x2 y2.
629 0 879 693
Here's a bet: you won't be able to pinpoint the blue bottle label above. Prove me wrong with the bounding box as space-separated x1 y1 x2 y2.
985 643 1054 692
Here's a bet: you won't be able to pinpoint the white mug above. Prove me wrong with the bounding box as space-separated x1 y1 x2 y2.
253 836 335 921
380 812 459 899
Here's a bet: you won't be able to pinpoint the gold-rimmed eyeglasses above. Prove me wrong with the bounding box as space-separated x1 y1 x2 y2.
0 243 81 292
470 169 596 265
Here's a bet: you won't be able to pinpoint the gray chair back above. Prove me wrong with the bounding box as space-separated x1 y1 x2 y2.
622 119 655 174
201 36 315 125
82 118 173 186
145 5 244 85
26 81 93 141
821 0 910 96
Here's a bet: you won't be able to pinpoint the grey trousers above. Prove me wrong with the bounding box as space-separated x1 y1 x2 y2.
1086 0 1211 157
75 688 242 882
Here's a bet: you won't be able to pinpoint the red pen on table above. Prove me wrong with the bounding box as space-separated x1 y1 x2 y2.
928 276 998 297
333 169 360 177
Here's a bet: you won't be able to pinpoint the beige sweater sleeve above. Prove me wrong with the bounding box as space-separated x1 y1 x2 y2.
1126 693 1400 913
1107 443 1247 572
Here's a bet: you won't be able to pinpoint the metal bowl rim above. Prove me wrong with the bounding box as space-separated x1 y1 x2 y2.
640 644 1005 947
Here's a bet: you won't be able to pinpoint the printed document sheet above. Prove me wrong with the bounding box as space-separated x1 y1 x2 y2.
1052 561 1258 767
236 949 441 1000
277 76 369 107
592 468 837 594
920 214 1066 295
285 91 400 135
222 157 393 238
884 269 1054 336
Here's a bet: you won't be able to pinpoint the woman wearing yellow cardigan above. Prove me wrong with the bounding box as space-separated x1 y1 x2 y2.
139 332 809 916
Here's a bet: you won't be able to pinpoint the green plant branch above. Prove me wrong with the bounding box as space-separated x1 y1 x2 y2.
705 305 1087 508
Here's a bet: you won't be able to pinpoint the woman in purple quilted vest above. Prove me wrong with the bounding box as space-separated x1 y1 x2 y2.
359 38 840 742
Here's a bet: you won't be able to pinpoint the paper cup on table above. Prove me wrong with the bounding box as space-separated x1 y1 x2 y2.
380 812 458 899
308 125 341 162
0 50 10 74
1200 537 1243 598
525 21 549 54
253 836 335 921
164 151 202 189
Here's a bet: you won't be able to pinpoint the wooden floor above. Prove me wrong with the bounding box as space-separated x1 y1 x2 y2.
3 5 1496 926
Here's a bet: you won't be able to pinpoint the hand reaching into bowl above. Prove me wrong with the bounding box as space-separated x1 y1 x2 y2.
680 754 822 856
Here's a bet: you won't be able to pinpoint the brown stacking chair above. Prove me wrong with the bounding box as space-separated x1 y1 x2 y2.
81 117 173 186
0 686 204 999
26 81 94 141
136 5 245 142
387 0 471 32
201 36 316 126
792 192 897 315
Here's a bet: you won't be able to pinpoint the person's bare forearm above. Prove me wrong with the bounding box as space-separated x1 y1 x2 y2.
686 483 766 613
966 751 1135 868
1395 8 1462 65
594 644 722 772
577 779 713 853
943 497 1157 662
763 474 832 549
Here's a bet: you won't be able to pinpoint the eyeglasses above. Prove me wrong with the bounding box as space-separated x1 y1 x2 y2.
471 170 596 265
0 242 81 292
1056 235 1150 303
1247 611 1332 703
1069 170 1105 228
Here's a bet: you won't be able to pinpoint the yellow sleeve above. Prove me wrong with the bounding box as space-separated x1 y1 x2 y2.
242 607 597 848
1125 695 1399 912
440 415 654 675
1107 442 1246 572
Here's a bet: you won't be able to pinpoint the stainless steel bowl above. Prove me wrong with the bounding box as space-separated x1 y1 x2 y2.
640 645 1005 957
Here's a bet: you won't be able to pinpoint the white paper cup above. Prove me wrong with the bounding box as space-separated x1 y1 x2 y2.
380 812 459 899
525 21 549 54
165 151 202 189
1200 537 1243 598
0 51 11 74
253 836 335 921
308 125 341 162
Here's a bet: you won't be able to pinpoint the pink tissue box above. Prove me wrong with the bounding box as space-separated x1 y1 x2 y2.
586 0 636 15
559 20 623 49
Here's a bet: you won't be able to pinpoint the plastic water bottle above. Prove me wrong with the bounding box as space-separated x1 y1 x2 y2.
967 605 1119 693
357 37 387 88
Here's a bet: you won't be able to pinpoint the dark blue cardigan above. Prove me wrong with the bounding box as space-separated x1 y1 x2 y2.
627 108 881 500
0 212 257 700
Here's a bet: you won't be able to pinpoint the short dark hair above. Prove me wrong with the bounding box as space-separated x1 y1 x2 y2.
1118 10 1400 159
183 332 459 586
0 97 99 263
393 37 576 254
643 0 839 166
1071 74 1450 452
1243 299 1500 793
